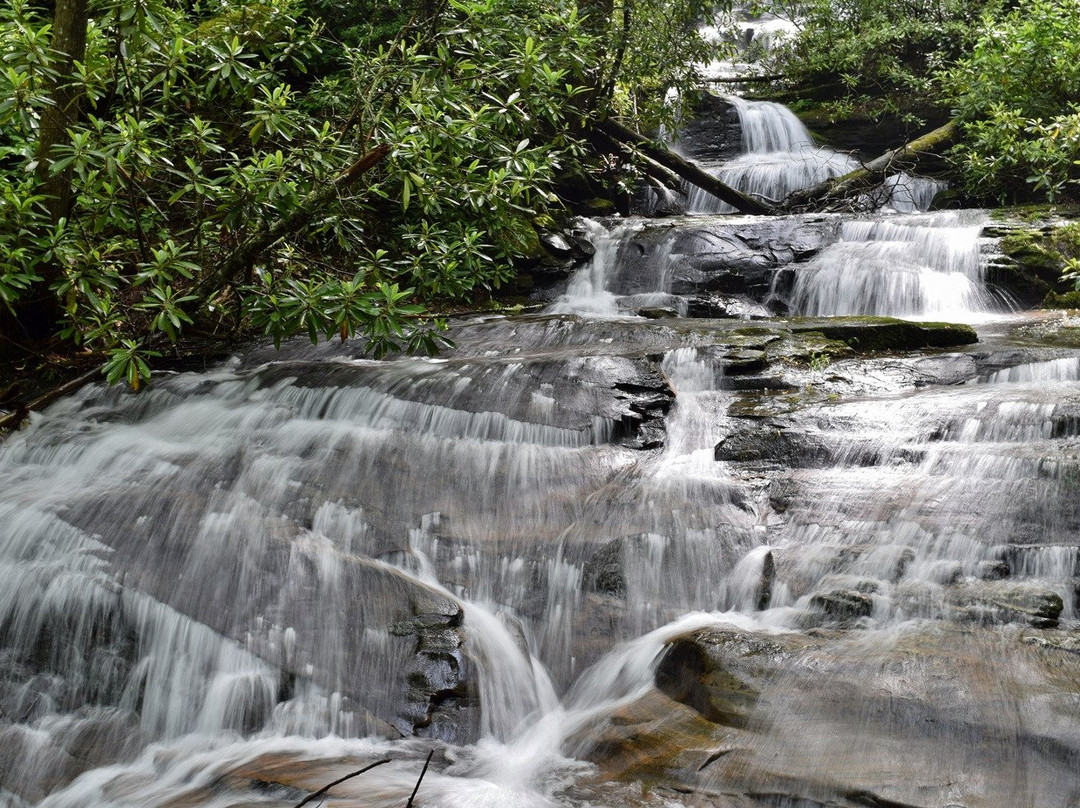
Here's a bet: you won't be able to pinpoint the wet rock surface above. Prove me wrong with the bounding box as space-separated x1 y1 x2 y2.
675 92 744 163
5 296 1080 806
573 622 1080 808
655 628 796 728
580 216 840 309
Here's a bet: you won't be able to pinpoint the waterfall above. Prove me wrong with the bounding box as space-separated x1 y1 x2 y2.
788 210 1000 320
684 97 945 214
768 377 1080 628
981 356 1080 384
548 219 628 316
550 220 682 316
686 97 857 213
4 85 1080 808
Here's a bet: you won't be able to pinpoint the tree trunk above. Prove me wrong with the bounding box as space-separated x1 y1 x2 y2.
20 0 91 340
780 121 957 211
36 0 90 226
595 117 775 214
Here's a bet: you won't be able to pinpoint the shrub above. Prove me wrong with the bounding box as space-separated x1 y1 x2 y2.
942 0 1080 203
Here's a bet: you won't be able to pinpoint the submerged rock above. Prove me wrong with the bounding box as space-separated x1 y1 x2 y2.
714 423 832 466
584 536 628 597
393 600 476 741
808 588 875 623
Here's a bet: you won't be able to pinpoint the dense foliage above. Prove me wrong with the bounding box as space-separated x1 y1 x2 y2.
750 0 1080 206
754 0 1002 124
10 0 1079 392
0 0 727 387
942 0 1080 204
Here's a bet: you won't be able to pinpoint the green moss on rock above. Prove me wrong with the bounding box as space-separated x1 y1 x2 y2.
788 316 978 352
993 220 1080 305
580 198 617 215
1042 291 1080 309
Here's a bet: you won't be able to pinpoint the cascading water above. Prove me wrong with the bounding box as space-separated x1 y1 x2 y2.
682 96 945 215
685 97 857 214
3 90 1080 808
548 220 629 316
788 210 1003 320
550 220 684 317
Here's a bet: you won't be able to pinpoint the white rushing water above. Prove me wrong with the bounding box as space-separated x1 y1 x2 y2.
0 329 761 807
548 220 629 316
981 356 1080 384
684 96 946 215
788 210 1003 320
549 219 683 317
2 89 1078 808
686 97 857 213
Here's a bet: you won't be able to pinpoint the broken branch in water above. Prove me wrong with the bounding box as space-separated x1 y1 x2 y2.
290 758 392 808
406 749 435 808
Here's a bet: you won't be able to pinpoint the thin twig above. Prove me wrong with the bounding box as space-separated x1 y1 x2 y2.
405 749 434 808
290 758 392 808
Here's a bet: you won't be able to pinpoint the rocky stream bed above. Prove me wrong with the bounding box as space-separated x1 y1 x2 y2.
3 95 1080 808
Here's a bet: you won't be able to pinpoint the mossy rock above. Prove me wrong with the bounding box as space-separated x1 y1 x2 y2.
990 220 1080 305
1007 318 1080 349
501 216 542 258
788 316 978 352
1000 228 1065 275
533 213 558 231
763 331 851 364
989 204 1080 223
579 197 617 216
1042 291 1080 309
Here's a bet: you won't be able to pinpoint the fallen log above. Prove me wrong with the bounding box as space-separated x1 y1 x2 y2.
595 117 775 215
708 73 785 84
780 120 957 211
0 367 99 437
588 126 685 195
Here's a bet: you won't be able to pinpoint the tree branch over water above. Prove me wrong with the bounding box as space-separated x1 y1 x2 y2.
290 758 392 808
780 121 957 211
595 118 776 214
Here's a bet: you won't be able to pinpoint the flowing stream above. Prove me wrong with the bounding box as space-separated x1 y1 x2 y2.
683 97 944 214
3 98 1080 808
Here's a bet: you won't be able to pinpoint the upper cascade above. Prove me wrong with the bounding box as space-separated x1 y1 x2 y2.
683 96 856 214
682 95 943 214
728 96 815 154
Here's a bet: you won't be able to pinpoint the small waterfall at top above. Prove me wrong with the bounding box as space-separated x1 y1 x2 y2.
683 96 945 214
685 97 855 213
697 10 798 82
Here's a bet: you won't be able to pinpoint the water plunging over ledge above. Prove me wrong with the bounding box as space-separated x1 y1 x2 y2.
682 97 946 214
2 97 1079 808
